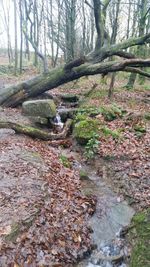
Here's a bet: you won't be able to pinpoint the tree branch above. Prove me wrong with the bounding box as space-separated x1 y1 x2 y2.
85 0 94 9
64 57 86 71
124 67 150 79
114 51 136 59
90 33 150 62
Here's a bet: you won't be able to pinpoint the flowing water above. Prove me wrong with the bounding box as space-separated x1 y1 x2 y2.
75 163 135 267
60 149 135 267
53 110 135 267
53 113 64 129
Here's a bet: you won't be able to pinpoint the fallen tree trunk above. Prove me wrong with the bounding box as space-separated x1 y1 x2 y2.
1 58 150 107
0 119 72 140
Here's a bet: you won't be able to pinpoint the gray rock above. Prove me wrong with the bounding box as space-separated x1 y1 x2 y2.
22 99 56 118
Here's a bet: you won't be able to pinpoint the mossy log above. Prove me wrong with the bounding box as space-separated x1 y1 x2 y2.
0 57 150 107
0 32 150 107
0 119 72 140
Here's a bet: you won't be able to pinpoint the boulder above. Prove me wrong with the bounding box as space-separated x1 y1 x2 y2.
22 99 56 119
73 118 99 145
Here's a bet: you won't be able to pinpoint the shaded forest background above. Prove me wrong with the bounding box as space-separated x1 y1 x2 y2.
0 0 150 76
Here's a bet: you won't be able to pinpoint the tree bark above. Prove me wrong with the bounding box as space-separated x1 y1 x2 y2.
0 58 150 107
0 119 72 141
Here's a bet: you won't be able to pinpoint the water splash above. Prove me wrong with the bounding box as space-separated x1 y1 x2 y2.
53 113 64 129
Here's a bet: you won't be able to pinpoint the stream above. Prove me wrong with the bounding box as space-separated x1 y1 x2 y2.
53 101 135 267
60 149 135 267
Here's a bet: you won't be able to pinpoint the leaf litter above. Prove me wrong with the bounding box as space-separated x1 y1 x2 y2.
0 124 96 266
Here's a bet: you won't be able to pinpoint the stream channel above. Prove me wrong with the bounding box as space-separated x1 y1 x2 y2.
55 111 135 267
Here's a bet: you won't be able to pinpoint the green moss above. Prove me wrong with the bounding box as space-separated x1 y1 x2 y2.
101 104 124 121
73 118 99 145
143 84 150 91
90 90 107 99
77 107 102 117
79 170 89 180
74 113 88 123
59 154 71 168
129 209 150 267
134 125 146 137
145 113 150 120
101 126 122 139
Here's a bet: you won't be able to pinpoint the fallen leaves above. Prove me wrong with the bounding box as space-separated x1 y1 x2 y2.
0 130 96 266
97 110 150 209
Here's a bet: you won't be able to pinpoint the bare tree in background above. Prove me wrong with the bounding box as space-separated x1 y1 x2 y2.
19 0 23 73
0 0 150 107
22 0 48 73
14 0 18 75
126 0 150 88
0 0 13 63
108 0 121 98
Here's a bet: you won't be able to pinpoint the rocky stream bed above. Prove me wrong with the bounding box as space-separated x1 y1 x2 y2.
0 91 149 266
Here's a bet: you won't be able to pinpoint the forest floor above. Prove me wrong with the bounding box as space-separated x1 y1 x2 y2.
0 71 150 266
52 74 150 210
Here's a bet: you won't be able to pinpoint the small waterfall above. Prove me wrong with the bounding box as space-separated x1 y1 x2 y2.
54 113 64 129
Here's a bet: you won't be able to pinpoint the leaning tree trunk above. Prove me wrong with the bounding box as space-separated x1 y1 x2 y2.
0 32 150 107
0 56 150 107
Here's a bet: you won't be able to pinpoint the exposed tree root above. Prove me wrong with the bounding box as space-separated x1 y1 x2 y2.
0 119 72 140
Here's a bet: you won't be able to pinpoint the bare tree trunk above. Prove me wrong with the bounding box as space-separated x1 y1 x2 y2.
54 0 61 67
108 73 116 99
19 0 23 74
14 0 18 75
33 0 38 66
82 0 86 54
126 0 148 88
126 0 131 40
108 0 121 98
50 0 55 67
22 0 48 73
90 5 95 51
1 0 13 64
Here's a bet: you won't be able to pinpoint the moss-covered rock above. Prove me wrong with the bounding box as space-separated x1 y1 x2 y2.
73 118 99 145
22 99 56 118
129 209 150 267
